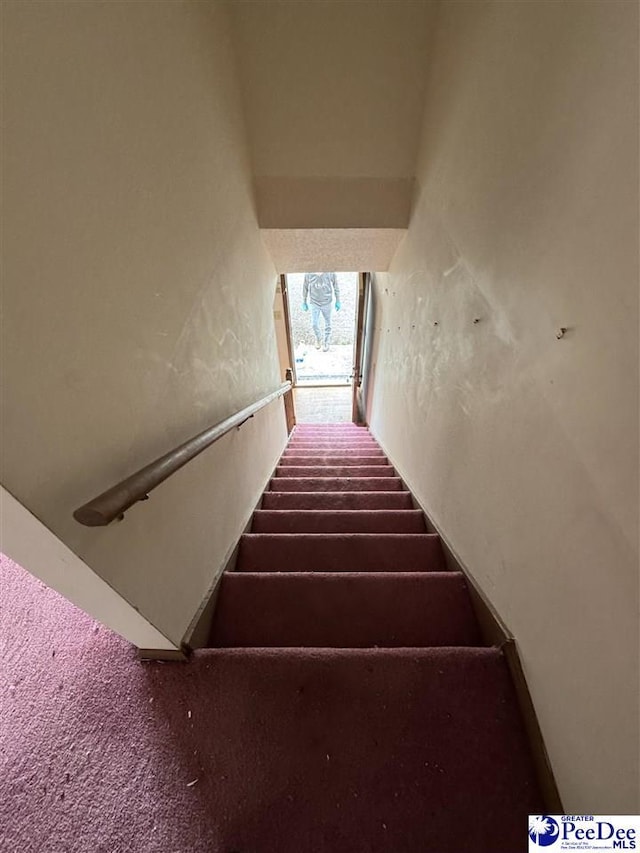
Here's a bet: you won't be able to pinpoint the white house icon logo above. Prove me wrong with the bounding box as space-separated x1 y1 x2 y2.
529 815 560 847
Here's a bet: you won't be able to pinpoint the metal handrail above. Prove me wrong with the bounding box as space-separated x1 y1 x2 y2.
73 382 292 527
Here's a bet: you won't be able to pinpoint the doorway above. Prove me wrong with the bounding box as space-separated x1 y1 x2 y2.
287 272 357 386
280 272 368 424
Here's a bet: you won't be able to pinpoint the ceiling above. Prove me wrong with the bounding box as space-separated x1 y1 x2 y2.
228 0 437 270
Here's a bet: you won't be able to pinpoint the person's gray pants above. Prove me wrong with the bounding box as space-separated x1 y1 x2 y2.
311 302 332 347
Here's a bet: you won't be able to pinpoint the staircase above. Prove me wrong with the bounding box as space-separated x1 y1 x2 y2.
205 423 544 852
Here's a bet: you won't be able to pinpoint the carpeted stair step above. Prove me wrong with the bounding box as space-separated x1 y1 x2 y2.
285 450 382 457
286 441 384 456
276 465 395 478
290 437 375 442
292 433 371 437
291 437 375 442
269 476 405 492
290 429 375 441
282 447 387 458
261 490 414 510
292 425 371 430
210 572 481 647
188 646 543 852
290 429 376 434
289 432 376 439
279 455 389 466
251 509 425 533
291 425 371 432
236 532 444 572
292 424 371 430
291 436 375 442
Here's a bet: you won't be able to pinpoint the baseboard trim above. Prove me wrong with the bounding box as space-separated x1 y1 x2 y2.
369 428 564 812
138 647 189 662
182 535 245 650
502 638 564 812
183 454 285 650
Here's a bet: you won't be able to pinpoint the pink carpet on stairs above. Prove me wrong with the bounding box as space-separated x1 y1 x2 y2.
210 571 482 647
251 509 426 533
2 423 545 852
237 532 445 572
213 422 544 850
269 476 405 491
261 490 413 509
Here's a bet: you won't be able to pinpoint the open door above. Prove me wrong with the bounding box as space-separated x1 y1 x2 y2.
351 272 371 424
273 275 296 433
282 272 360 423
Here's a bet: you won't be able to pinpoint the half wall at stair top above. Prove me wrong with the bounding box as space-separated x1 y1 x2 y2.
229 0 437 236
261 228 406 273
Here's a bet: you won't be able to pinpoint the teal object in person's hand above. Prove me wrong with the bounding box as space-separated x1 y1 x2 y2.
335 301 341 310
302 303 308 311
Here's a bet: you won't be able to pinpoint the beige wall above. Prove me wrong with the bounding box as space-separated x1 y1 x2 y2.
2 1 286 644
230 0 435 179
254 176 414 230
1 488 177 651
262 228 406 274
230 0 435 230
367 0 639 810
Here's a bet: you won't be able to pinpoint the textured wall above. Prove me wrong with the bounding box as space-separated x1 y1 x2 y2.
367 0 639 811
261 229 405 274
2 1 285 643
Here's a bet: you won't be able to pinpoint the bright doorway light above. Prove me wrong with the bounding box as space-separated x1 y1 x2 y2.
286 272 358 386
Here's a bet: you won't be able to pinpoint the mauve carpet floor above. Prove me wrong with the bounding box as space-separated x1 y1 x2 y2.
0 554 543 853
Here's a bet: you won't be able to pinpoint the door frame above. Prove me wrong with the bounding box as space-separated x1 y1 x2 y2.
283 272 357 389
351 272 371 424
278 274 297 432
279 274 296 383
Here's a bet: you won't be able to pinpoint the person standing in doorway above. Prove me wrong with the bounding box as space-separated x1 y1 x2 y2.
302 272 341 352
